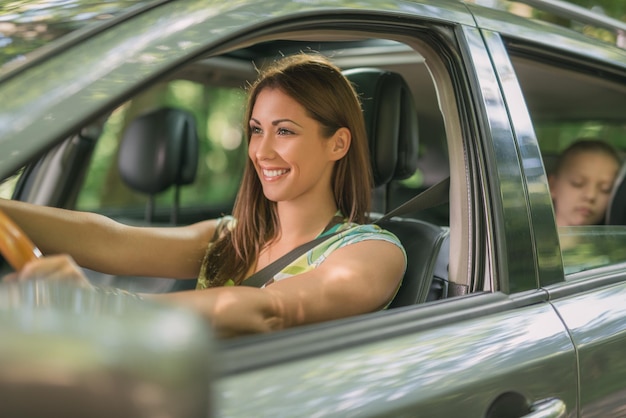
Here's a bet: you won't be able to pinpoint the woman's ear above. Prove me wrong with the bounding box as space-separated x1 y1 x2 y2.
328 127 351 161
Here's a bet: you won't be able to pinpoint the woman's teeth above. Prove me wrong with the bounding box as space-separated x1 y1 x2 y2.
263 169 289 178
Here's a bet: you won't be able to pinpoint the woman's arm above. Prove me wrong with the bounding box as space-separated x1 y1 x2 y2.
151 239 405 337
0 199 217 278
10 238 404 337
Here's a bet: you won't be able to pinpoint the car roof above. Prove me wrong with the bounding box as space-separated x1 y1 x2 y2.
0 0 162 76
4 0 624 78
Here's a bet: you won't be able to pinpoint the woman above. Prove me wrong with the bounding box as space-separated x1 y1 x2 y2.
549 139 622 227
0 54 406 338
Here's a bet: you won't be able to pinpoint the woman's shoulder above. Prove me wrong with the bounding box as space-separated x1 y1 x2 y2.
332 221 404 248
301 220 406 274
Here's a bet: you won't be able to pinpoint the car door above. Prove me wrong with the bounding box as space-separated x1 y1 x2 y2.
218 294 574 417
550 276 626 417
475 4 626 417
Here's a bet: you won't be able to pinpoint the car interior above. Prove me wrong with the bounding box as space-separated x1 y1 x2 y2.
2 33 467 311
89 45 453 306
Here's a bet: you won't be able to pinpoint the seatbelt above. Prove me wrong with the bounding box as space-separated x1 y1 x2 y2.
375 176 450 223
241 176 451 288
242 232 342 288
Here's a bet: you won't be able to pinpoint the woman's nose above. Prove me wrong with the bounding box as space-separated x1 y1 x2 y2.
254 133 275 160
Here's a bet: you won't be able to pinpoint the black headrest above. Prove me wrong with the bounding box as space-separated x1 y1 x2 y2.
343 68 419 187
118 107 199 195
606 163 626 224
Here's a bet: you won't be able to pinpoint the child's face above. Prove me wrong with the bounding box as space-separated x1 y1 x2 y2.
549 151 620 226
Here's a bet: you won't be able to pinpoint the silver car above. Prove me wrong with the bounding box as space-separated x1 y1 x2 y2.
1 0 626 416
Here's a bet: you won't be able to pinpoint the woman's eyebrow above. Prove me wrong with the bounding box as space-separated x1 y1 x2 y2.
272 118 302 127
249 117 302 127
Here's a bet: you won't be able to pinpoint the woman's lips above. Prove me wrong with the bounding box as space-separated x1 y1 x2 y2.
262 168 290 181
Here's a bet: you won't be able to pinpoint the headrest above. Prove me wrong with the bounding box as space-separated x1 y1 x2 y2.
606 163 626 224
343 68 419 187
118 107 199 195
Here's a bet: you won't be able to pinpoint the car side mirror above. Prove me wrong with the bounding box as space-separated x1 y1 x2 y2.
0 281 215 418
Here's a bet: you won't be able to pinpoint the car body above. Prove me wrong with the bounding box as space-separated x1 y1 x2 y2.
1 0 626 416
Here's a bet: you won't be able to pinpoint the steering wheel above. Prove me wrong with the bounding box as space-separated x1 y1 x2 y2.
0 209 42 271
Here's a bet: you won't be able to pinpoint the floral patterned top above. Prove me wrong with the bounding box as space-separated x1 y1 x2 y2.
196 215 406 290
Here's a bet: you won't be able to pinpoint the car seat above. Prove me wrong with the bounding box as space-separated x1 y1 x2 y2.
343 68 450 307
118 107 199 224
85 107 199 293
606 163 626 224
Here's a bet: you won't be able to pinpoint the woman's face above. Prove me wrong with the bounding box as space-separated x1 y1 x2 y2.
549 151 620 226
248 88 348 204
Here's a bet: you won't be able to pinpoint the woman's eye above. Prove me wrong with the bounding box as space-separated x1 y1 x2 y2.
250 126 262 134
277 127 293 135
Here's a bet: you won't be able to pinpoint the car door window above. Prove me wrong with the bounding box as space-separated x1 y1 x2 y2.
509 55 626 277
558 226 626 274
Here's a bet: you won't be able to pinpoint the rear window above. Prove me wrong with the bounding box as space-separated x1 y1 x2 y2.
509 51 626 279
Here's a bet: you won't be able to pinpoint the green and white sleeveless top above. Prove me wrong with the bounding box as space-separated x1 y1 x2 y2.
196 215 406 289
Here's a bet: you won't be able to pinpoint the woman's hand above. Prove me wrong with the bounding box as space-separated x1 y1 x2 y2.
3 254 91 288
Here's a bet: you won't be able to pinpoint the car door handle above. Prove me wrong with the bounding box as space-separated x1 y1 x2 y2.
522 398 567 418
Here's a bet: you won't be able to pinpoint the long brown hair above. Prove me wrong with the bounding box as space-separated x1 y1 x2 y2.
202 53 372 286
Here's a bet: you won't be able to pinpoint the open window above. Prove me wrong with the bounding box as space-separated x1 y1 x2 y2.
48 24 481 306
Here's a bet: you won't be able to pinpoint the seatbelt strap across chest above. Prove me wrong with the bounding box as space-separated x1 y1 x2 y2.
241 232 341 288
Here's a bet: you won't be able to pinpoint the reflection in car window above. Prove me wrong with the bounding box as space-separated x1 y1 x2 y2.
0 0 157 71
559 226 626 275
469 0 626 49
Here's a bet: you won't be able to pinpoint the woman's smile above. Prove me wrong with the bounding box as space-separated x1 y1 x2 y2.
262 168 290 181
